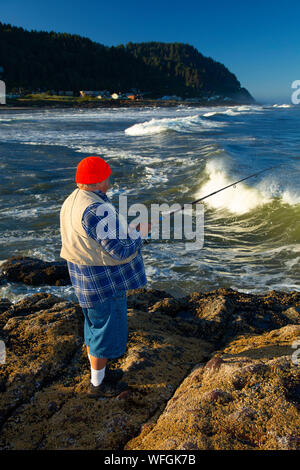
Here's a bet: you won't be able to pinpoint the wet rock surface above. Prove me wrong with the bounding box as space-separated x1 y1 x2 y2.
126 287 173 311
169 288 300 346
0 299 12 315
126 325 300 450
0 256 70 286
0 258 299 450
0 291 212 449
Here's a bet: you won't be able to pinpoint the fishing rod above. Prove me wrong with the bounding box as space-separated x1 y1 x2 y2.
162 164 279 218
144 164 279 241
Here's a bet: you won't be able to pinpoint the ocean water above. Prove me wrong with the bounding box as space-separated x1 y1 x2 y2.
0 103 299 303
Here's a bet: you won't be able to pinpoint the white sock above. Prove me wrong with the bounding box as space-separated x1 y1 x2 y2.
90 366 106 387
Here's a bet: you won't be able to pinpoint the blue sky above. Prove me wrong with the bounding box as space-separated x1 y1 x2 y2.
1 0 299 102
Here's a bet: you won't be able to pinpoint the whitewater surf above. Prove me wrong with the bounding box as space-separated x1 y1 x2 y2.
0 103 299 301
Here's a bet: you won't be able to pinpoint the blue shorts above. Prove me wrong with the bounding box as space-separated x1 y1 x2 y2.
81 291 128 359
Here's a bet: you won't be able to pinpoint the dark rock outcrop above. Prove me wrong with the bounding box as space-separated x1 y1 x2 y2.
0 256 70 286
0 293 69 330
0 299 12 315
126 325 300 450
0 258 299 450
151 287 300 346
0 292 212 450
127 287 172 308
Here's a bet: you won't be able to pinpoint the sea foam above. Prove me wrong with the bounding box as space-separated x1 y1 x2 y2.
124 114 224 136
202 105 262 118
272 104 292 108
194 159 300 214
195 160 271 214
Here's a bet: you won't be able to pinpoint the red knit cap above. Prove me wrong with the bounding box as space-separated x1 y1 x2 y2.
75 156 111 184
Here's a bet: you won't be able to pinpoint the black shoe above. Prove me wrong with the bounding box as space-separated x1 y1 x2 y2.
103 367 124 384
88 380 128 398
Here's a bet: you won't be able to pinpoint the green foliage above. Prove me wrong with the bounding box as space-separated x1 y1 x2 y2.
0 22 253 101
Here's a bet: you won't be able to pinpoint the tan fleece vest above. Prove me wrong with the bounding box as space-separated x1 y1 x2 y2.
60 188 137 266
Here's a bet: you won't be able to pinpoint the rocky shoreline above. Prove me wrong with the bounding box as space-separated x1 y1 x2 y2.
0 256 299 450
0 98 255 111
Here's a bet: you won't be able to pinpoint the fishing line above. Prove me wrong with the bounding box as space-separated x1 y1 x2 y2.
144 164 281 242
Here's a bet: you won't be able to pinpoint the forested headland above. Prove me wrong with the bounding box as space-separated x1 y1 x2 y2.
0 22 254 102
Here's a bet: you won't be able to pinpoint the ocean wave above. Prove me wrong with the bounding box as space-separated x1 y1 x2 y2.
272 104 292 108
195 160 271 214
144 166 169 186
0 204 61 219
194 159 300 214
285 256 300 270
0 282 77 304
203 109 240 117
124 114 225 136
280 189 300 205
236 105 262 112
202 105 262 118
74 145 172 167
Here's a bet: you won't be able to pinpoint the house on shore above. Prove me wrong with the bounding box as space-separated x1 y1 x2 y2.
96 92 111 99
80 90 110 98
80 90 140 100
111 92 139 100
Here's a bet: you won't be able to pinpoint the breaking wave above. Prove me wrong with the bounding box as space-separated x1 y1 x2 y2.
272 104 292 108
125 114 224 136
203 105 263 118
195 159 300 214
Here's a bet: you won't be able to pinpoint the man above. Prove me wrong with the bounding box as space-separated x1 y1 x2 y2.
60 156 150 398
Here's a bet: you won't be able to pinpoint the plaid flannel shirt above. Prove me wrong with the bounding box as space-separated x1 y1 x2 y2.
67 190 147 307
